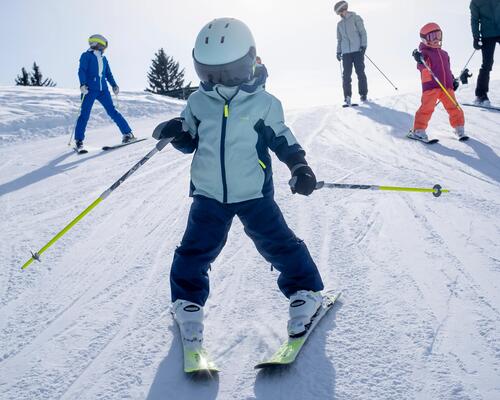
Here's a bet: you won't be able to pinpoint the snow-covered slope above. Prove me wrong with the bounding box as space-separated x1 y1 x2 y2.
0 85 499 400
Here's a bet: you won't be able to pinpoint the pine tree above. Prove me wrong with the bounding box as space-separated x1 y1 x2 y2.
146 48 186 97
15 67 30 86
29 62 56 87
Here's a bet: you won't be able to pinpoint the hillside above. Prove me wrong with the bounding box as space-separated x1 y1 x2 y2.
0 86 499 400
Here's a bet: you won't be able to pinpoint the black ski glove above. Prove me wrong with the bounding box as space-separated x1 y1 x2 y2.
459 68 473 85
453 78 459 91
412 49 423 64
360 46 366 54
289 165 317 196
336 53 342 61
152 118 186 141
473 38 482 50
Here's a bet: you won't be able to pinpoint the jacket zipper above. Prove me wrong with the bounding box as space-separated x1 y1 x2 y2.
220 102 230 203
437 50 447 88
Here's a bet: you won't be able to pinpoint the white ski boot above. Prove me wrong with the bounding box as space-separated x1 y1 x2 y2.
172 299 204 347
407 129 429 141
344 96 352 106
454 126 468 141
287 290 323 337
474 96 491 107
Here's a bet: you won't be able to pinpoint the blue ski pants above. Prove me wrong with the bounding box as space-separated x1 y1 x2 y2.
74 90 131 141
170 195 324 306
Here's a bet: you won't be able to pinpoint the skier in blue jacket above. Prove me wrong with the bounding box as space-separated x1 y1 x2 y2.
74 34 134 150
152 18 325 345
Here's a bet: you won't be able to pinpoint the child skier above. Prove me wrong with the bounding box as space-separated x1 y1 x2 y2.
152 18 324 346
409 23 466 142
74 34 134 151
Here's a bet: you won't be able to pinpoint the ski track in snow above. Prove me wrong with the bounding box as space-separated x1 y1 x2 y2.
0 86 499 400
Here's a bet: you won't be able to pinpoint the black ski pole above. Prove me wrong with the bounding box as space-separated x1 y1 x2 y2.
21 137 173 270
365 54 399 91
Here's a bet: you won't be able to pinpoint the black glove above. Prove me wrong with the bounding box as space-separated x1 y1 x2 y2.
412 49 423 64
152 118 185 140
473 38 482 50
453 78 459 91
459 68 473 84
289 165 317 196
360 46 366 54
336 53 342 61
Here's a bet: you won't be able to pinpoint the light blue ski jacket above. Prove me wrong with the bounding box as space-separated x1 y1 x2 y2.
173 80 306 204
336 12 368 55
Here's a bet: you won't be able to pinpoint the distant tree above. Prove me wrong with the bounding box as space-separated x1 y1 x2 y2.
15 67 30 86
29 62 56 87
146 48 186 97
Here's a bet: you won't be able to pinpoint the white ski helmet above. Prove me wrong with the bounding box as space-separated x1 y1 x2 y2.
88 34 108 51
193 18 257 86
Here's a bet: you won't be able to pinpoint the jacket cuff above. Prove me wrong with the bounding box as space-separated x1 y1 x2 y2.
285 151 307 171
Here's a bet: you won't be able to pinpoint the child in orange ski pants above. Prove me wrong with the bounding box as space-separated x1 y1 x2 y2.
414 88 465 131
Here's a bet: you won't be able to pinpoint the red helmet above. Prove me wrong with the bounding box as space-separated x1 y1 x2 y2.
420 23 442 48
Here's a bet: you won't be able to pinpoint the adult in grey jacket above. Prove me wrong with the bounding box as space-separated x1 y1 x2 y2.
470 0 500 104
335 1 368 104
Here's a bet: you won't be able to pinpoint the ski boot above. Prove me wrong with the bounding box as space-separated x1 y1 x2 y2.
344 96 352 107
287 290 323 337
122 132 136 144
474 95 491 107
172 300 204 346
75 140 84 150
454 126 468 141
360 95 368 103
407 129 428 141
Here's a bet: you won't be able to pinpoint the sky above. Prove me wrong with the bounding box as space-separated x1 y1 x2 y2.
1 0 499 108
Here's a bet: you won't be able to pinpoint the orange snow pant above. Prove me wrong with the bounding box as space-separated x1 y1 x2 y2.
413 88 465 131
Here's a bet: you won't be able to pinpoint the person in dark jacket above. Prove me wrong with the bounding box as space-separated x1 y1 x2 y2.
74 34 134 150
334 0 368 105
470 0 500 105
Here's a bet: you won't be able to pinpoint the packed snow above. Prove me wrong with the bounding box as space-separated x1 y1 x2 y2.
0 85 499 400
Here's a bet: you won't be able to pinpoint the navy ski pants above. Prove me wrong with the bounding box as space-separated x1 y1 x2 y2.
74 90 131 141
170 196 324 306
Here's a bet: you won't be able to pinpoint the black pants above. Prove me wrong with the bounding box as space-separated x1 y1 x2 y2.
342 51 368 99
476 36 500 97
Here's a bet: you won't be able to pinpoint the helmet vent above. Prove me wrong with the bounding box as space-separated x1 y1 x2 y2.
208 24 212 29
220 36 225 43
205 37 209 44
225 23 230 28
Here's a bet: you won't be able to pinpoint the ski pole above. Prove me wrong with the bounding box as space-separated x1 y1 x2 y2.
315 181 449 197
68 93 85 146
21 137 173 270
419 57 462 111
365 54 398 91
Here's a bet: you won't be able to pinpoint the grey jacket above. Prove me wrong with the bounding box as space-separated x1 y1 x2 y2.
174 81 305 204
470 0 500 39
336 12 367 55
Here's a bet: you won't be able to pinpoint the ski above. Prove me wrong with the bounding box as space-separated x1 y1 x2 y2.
182 346 219 375
458 135 470 142
342 103 359 108
407 132 439 144
462 103 500 112
102 138 147 151
255 291 341 369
